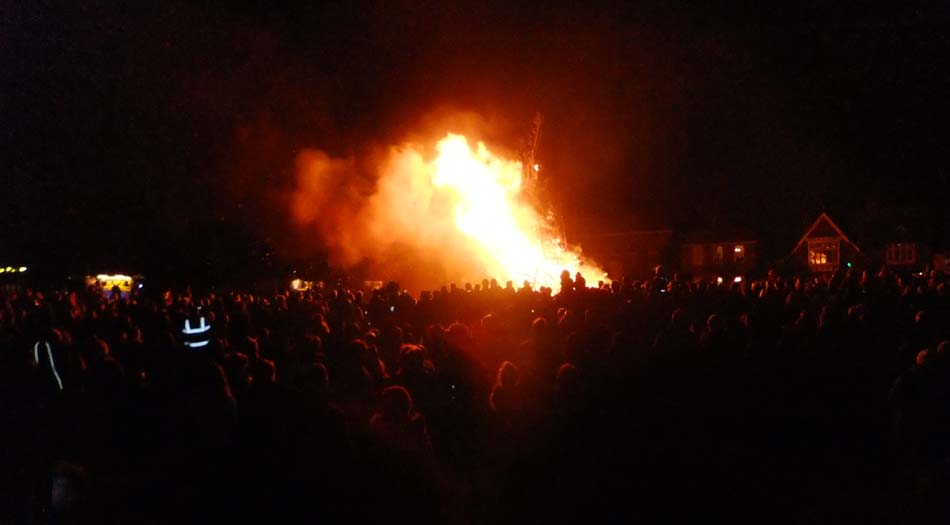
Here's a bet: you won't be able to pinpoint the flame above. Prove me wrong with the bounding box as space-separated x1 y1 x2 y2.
429 134 605 289
292 132 607 291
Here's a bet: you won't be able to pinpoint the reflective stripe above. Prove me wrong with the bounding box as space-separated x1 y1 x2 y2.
182 317 211 335
184 340 210 348
33 341 63 391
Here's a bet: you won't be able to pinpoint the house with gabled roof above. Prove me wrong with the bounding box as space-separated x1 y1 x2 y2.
789 212 862 273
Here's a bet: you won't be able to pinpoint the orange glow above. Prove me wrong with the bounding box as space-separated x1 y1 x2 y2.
429 134 604 289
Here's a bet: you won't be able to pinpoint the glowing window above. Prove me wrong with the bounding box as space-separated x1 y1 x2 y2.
886 243 917 265
733 245 745 262
807 240 838 270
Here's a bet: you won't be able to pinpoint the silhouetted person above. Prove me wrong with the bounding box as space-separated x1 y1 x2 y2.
490 361 525 428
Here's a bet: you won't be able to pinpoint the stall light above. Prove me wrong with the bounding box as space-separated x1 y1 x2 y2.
716 277 724 285
97 274 132 281
734 276 743 283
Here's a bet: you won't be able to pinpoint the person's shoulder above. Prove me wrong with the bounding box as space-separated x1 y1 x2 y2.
409 411 427 428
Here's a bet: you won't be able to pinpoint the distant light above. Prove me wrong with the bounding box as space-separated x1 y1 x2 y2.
291 278 302 290
734 276 743 283
4 267 12 273
137 283 144 289
533 163 539 172
716 277 723 285
18 266 26 272
0 269 5 274
734 246 742 253
97 274 132 281
846 262 852 268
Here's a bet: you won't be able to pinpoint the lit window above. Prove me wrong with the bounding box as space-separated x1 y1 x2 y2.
903 244 916 263
733 245 745 262
887 243 918 265
807 240 838 270
886 245 898 265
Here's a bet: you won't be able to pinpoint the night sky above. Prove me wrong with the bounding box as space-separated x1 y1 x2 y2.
3 1 948 278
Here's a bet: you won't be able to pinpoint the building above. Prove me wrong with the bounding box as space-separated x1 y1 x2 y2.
567 216 673 279
884 242 920 267
879 223 929 270
789 212 862 273
577 229 674 279
679 231 758 280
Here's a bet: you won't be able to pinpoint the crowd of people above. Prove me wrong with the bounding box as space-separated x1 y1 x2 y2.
1 266 949 523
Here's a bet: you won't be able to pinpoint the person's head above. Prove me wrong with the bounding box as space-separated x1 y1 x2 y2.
670 309 689 330
818 305 838 330
299 335 323 362
87 356 125 397
85 337 110 364
222 352 250 392
847 304 866 323
706 314 724 334
298 362 330 398
425 323 445 345
530 317 548 338
556 363 580 396
445 322 471 351
379 385 413 422
399 344 426 374
496 361 518 388
252 358 276 385
346 338 370 364
936 340 949 359
311 362 329 392
238 336 260 361
47 461 92 523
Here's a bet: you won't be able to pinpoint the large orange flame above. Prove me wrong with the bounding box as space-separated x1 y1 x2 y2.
292 131 607 291
429 133 605 289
